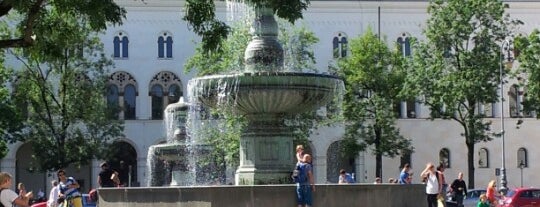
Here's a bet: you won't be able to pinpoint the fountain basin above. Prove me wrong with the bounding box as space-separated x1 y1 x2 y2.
188 72 343 114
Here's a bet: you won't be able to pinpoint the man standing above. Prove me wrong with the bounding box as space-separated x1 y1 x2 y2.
450 172 467 207
98 162 116 187
47 180 59 207
295 154 315 207
58 169 82 207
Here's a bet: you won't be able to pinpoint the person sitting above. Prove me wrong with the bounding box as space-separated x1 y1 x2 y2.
338 169 354 184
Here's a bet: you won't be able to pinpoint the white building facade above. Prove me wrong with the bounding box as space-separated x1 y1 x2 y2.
3 0 540 193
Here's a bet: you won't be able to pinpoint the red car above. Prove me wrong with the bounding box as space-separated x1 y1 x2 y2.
499 187 540 207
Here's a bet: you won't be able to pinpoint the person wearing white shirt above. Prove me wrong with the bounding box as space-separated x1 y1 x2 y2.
47 180 60 207
0 172 33 207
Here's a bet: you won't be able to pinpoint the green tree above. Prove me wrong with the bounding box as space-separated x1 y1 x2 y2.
335 28 413 178
9 7 124 171
0 0 125 160
0 58 16 158
0 0 125 48
402 0 518 188
515 29 540 114
185 20 324 168
183 0 310 52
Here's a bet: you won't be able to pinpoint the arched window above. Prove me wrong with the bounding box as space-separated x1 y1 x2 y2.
158 32 173 58
106 84 120 119
149 71 183 120
108 71 139 120
439 148 450 168
517 148 528 168
332 32 348 58
124 84 136 120
508 84 520 118
150 85 164 120
113 32 129 58
478 148 489 168
397 33 411 57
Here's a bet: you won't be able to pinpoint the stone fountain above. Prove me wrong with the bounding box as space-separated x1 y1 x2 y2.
147 97 195 186
188 5 343 185
147 97 225 186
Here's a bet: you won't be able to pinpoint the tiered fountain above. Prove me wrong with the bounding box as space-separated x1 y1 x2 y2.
147 97 195 186
188 5 343 185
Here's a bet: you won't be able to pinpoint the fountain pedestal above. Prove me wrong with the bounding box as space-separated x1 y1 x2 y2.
235 115 294 185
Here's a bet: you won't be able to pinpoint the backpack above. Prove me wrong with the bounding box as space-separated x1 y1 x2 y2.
292 163 308 183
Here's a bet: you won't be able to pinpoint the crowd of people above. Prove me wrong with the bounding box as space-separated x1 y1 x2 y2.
0 160 125 207
293 145 505 207
0 148 503 207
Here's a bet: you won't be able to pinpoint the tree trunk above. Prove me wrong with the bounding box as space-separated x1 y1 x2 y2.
467 141 475 189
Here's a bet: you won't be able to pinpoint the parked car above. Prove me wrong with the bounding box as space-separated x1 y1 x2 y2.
446 189 486 207
499 187 540 207
30 194 96 207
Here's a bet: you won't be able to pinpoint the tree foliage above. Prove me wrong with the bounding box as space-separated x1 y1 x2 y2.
335 28 413 177
183 0 310 52
402 0 518 188
0 0 125 160
0 60 14 158
0 0 125 48
514 29 540 114
8 7 124 171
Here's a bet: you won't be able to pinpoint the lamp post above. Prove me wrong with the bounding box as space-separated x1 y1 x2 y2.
518 161 525 187
499 39 512 193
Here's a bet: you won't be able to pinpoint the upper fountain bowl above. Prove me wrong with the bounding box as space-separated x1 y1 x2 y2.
188 72 343 115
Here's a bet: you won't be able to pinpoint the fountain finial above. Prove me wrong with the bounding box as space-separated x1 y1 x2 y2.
244 5 283 73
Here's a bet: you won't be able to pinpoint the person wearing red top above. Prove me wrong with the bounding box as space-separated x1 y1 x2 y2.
486 180 498 205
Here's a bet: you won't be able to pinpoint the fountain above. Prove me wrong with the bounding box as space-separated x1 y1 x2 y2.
147 97 225 186
187 5 343 185
147 97 195 186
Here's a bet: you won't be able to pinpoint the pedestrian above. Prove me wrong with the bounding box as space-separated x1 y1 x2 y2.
295 154 315 207
17 182 26 197
296 145 305 163
338 169 354 184
399 163 412 184
57 169 82 207
486 180 498 206
450 172 467 207
437 163 448 202
47 180 60 207
0 172 33 207
98 162 117 187
421 163 443 207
